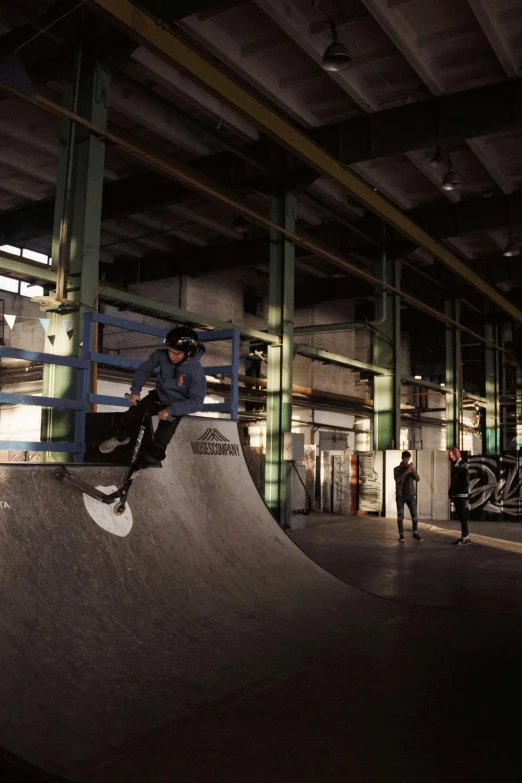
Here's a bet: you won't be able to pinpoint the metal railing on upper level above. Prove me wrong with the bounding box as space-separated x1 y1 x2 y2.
0 312 241 462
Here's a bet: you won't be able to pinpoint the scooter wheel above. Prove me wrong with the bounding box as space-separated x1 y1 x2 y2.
114 501 126 516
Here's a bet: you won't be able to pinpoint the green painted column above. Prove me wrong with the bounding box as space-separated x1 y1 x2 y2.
41 35 113 460
484 322 500 455
264 191 297 528
445 299 462 451
373 256 401 450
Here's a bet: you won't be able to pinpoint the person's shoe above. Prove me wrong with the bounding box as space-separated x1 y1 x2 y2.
413 532 423 541
399 533 405 543
99 436 130 454
452 537 471 546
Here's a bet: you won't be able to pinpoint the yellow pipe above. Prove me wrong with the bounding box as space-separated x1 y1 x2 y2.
91 0 522 323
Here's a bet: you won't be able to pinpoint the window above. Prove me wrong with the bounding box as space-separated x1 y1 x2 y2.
0 245 21 256
0 276 19 293
22 249 48 264
20 282 44 298
0 246 47 296
244 289 263 317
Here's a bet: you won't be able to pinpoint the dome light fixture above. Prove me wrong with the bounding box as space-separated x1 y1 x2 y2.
441 160 462 192
503 231 520 257
321 21 352 73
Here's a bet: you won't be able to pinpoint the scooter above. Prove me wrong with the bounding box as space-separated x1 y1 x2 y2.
53 395 166 516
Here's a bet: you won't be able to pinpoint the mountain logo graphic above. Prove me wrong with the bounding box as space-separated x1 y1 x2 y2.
192 427 240 456
198 428 231 443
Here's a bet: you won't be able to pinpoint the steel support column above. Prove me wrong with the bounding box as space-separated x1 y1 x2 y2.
445 300 462 450
265 191 297 528
484 322 500 454
515 365 522 451
373 256 401 450
41 30 113 460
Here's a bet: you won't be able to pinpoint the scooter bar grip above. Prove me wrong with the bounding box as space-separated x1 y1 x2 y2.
124 392 174 420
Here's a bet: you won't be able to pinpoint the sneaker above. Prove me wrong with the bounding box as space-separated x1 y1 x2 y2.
452 537 471 546
99 436 130 454
399 533 405 543
413 532 423 541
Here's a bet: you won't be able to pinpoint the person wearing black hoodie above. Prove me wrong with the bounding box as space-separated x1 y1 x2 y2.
448 447 471 546
394 450 422 543
99 326 207 466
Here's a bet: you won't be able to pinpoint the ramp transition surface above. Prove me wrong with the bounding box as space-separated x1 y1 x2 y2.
0 418 388 774
1 418 522 781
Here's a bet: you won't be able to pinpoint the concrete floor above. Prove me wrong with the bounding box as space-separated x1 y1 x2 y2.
74 514 522 783
291 514 522 615
5 508 522 782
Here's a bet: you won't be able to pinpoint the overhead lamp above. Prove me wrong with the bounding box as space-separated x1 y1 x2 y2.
441 166 462 192
233 215 250 234
321 21 352 72
430 146 446 169
503 232 520 257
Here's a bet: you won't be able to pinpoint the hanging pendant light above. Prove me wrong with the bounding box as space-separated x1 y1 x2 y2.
503 231 520 257
441 160 462 192
321 21 352 72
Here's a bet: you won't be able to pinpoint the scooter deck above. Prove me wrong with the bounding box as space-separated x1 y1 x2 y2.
53 467 123 505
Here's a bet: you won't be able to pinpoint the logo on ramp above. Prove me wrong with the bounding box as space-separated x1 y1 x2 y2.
191 428 240 457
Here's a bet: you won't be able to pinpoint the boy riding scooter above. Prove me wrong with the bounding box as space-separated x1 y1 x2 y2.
99 326 207 467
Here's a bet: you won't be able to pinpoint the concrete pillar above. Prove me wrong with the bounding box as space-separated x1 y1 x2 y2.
264 191 297 528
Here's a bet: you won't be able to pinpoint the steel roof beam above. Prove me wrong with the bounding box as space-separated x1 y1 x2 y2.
467 0 519 78
411 192 522 238
312 79 522 165
3 72 522 245
138 0 246 23
0 251 277 342
89 0 522 323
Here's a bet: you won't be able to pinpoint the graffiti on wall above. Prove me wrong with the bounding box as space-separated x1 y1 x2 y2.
468 454 522 520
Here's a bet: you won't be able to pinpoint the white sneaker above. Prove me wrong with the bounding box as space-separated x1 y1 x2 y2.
99 436 130 454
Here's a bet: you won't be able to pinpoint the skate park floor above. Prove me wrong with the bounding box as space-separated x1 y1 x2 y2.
291 513 522 615
3 427 522 783
71 515 522 783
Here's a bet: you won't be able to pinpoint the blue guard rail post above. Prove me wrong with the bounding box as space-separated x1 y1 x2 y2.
0 313 241 463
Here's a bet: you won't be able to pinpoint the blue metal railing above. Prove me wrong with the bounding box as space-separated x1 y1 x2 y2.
0 312 241 461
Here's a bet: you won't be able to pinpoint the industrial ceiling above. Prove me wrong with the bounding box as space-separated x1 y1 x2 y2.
1 0 522 331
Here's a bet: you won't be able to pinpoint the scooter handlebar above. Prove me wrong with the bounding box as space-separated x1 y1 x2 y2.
124 392 175 421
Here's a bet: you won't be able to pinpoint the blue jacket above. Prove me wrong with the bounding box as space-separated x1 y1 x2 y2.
130 345 207 417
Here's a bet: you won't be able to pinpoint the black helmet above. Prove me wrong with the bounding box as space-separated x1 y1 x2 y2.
164 326 199 357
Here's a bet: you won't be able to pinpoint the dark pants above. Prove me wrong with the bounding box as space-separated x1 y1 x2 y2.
396 494 418 534
453 497 469 538
115 390 182 459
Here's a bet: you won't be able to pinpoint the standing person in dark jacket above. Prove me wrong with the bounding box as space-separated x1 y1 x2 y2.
394 450 422 543
99 326 207 466
448 447 471 545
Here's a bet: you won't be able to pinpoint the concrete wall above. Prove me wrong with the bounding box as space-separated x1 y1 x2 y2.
294 299 368 399
0 293 45 352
